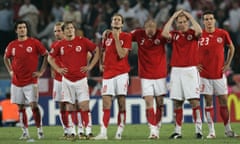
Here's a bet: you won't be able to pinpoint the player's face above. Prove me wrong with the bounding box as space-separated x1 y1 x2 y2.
16 23 27 38
63 23 75 39
144 21 157 38
54 25 64 40
175 15 189 32
203 14 216 29
111 15 123 29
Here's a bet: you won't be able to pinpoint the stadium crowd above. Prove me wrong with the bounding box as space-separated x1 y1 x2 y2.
0 0 240 77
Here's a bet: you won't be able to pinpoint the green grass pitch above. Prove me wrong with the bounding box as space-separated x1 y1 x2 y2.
0 123 239 144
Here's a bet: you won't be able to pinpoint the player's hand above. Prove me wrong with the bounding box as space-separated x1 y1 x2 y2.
112 29 120 39
9 71 13 78
172 9 183 19
80 66 91 73
222 64 230 72
32 71 44 78
197 64 203 72
99 64 104 72
56 67 68 75
102 29 111 39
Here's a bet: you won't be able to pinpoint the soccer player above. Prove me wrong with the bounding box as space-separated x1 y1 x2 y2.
50 22 69 137
3 20 48 139
199 11 238 138
130 19 167 139
94 13 132 140
162 9 203 139
48 21 99 140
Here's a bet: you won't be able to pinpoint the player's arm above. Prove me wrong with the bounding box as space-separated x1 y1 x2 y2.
162 10 183 39
81 46 100 73
48 54 68 75
224 43 235 71
182 11 202 37
3 54 13 77
112 29 128 59
32 53 48 78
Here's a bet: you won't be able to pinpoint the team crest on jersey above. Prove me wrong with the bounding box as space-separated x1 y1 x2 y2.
76 46 82 52
154 39 160 45
217 37 223 43
12 48 16 56
26 46 32 53
187 34 193 40
105 38 112 46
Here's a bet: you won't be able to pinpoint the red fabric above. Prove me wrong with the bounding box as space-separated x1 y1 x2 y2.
80 110 89 127
192 106 202 123
102 109 110 127
19 109 28 128
131 29 167 79
32 107 41 127
174 108 183 126
220 106 229 125
146 108 156 125
71 111 78 125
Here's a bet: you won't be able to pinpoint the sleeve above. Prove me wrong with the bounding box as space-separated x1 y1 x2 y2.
84 38 97 52
4 43 13 58
35 39 48 55
123 33 132 50
130 29 137 41
224 30 232 45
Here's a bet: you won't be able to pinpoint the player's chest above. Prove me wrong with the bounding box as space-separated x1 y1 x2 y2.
59 43 86 55
199 34 224 47
11 44 37 57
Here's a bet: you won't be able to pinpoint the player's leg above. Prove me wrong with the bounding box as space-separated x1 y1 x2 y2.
115 73 129 140
25 84 44 139
200 78 215 138
218 94 238 137
214 76 238 137
141 78 158 139
189 98 203 139
154 78 167 138
94 95 112 140
169 67 184 139
11 84 30 139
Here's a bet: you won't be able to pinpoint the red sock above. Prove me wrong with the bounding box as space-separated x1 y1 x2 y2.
174 108 183 126
32 107 41 127
146 108 156 125
19 109 28 128
156 106 163 124
71 111 78 126
80 110 89 127
103 109 110 128
117 110 126 126
62 111 69 128
192 106 202 123
60 110 67 127
220 106 229 125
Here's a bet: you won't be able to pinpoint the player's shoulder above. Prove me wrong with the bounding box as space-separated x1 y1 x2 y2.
215 28 228 34
121 31 132 38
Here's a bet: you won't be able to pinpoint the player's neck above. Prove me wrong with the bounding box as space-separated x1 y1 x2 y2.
18 36 28 41
66 35 75 41
206 27 215 33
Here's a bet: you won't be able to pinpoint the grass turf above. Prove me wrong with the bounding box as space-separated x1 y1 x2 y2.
0 123 239 144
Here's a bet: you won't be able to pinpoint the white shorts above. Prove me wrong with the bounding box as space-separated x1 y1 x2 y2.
53 79 63 102
11 84 39 104
169 67 200 101
62 77 90 104
141 78 167 97
102 73 129 97
200 75 228 95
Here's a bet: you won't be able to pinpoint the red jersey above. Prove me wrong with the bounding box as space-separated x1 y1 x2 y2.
5 38 48 86
199 28 232 79
131 29 167 79
50 36 96 82
170 29 199 67
50 41 62 82
102 32 132 79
